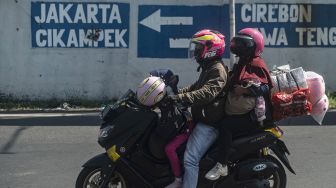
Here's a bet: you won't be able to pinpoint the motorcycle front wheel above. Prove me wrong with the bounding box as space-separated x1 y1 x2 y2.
75 167 128 188
264 156 287 188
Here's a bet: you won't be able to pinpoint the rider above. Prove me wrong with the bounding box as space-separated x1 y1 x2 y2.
205 28 274 180
167 29 228 188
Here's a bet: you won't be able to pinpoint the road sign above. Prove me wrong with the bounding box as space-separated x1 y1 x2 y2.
236 3 336 47
138 5 229 58
31 2 130 48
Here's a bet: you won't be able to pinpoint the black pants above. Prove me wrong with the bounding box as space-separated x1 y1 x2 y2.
216 113 259 164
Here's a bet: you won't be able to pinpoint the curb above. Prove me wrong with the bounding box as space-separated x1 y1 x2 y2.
0 109 335 126
0 112 98 118
278 110 336 126
0 108 100 114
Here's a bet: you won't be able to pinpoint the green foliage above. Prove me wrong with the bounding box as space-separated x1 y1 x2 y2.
327 92 336 109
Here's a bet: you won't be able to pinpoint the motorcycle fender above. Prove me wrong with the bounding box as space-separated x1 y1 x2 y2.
236 159 279 181
82 153 114 168
270 140 296 174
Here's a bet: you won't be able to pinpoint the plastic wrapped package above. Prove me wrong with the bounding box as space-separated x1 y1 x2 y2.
276 73 291 93
272 89 312 121
271 75 279 95
286 72 298 93
271 64 291 74
272 92 292 121
288 67 308 90
271 67 326 123
271 67 308 94
305 71 325 105
311 94 329 125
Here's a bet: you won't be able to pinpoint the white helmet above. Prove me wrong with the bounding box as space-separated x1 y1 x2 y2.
136 76 166 106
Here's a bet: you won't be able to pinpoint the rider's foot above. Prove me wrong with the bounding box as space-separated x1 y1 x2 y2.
205 162 228 181
165 177 182 188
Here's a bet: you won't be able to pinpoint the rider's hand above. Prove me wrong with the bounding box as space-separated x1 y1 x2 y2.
167 94 180 104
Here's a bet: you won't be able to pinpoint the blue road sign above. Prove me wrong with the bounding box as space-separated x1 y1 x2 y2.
138 3 336 59
31 2 130 48
138 5 230 58
236 3 336 47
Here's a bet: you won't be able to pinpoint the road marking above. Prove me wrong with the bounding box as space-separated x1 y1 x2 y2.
11 171 37 177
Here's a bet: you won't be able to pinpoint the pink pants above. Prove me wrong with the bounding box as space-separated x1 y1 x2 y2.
165 133 189 177
165 122 194 177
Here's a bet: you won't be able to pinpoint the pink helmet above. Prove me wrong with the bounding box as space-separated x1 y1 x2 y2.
230 28 264 57
188 29 225 63
136 76 166 106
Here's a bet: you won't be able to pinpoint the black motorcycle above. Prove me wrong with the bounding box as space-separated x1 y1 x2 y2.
76 89 295 188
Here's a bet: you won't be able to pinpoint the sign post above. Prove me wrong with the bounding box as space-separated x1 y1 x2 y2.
229 0 236 69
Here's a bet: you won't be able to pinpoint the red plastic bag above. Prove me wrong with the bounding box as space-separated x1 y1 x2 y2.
272 89 312 121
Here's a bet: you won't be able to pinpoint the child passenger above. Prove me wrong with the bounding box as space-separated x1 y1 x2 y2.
149 69 195 188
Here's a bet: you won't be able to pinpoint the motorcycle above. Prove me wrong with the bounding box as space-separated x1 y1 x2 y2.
76 89 295 188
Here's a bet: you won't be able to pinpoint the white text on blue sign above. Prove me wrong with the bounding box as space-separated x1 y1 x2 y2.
31 2 129 48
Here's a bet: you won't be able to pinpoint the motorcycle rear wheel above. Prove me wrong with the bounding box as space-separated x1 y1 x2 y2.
75 167 128 188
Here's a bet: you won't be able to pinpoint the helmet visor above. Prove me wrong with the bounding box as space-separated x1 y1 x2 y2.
188 42 204 60
230 35 256 57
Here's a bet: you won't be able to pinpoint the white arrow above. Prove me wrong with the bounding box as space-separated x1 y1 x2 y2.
139 9 193 32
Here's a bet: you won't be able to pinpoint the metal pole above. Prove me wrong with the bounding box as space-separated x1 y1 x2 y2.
229 0 236 69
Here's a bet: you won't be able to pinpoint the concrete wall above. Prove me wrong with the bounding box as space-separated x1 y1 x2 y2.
0 0 335 100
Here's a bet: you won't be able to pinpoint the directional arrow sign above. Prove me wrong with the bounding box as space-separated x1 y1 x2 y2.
169 38 190 48
138 5 229 58
139 9 193 32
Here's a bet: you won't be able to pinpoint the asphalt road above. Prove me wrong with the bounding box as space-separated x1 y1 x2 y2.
0 113 336 188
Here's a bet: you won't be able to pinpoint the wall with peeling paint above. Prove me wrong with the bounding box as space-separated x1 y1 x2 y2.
0 0 335 100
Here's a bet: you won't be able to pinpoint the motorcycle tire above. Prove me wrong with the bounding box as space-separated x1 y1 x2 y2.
75 167 128 188
265 155 287 188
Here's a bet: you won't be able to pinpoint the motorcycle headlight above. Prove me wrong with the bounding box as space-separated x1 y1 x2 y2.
98 125 115 139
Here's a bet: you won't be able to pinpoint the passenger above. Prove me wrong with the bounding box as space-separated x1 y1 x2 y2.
205 28 273 180
166 29 228 188
149 68 193 188
164 111 195 188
